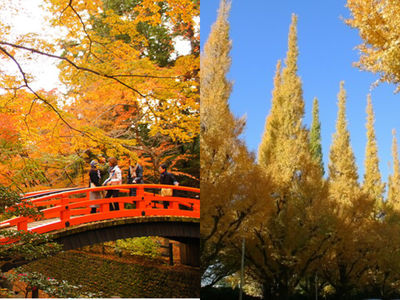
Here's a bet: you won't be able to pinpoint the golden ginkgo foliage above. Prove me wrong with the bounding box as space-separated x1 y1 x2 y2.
328 81 359 205
346 0 400 92
362 94 384 213
388 129 400 210
200 0 270 285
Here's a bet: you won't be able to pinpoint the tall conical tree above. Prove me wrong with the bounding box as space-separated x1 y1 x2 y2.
310 97 324 174
200 0 266 282
200 0 237 144
249 15 328 298
258 59 282 168
258 14 317 186
279 13 305 143
328 81 359 204
362 94 384 213
388 129 400 209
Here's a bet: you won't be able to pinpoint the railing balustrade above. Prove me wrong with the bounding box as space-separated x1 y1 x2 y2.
0 184 200 238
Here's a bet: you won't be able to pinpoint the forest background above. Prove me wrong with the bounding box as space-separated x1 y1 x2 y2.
0 0 200 192
201 0 400 299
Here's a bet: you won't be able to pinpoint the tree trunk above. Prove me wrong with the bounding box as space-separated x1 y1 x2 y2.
31 286 39 298
277 281 289 300
262 282 273 300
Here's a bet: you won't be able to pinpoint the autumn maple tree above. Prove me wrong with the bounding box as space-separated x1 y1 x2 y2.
0 0 199 190
0 0 199 284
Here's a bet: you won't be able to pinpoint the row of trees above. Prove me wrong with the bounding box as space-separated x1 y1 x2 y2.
201 1 400 299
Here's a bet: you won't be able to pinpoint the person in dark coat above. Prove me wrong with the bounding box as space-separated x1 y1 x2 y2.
159 164 179 186
159 164 179 208
89 160 102 214
127 160 144 197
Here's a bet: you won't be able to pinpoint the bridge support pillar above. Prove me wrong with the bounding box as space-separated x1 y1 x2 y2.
179 239 199 267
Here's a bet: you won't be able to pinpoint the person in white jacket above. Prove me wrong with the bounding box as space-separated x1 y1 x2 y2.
103 157 122 211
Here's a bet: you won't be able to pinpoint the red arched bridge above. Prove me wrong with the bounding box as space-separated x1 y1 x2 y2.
0 184 200 270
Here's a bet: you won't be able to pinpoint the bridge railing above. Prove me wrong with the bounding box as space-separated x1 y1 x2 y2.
0 184 199 235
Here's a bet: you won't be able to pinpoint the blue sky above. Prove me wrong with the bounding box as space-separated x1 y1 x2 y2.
201 0 400 185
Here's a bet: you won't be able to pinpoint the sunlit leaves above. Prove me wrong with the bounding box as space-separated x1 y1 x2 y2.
346 0 400 92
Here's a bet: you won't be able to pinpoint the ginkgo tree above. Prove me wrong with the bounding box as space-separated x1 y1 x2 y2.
202 2 400 299
346 0 400 92
200 0 270 287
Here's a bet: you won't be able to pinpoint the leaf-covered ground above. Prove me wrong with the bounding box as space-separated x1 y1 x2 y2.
20 250 200 298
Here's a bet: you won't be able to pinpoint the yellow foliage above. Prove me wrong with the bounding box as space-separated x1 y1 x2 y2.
346 0 400 92
388 129 400 210
362 94 385 214
328 81 359 206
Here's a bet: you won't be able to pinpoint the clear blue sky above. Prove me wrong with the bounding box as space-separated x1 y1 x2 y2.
201 0 400 185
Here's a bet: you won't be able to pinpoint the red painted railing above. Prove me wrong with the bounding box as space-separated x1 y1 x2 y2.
0 184 199 236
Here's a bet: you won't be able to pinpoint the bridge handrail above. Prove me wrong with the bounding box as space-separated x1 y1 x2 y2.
21 187 87 200
21 184 199 204
0 184 200 234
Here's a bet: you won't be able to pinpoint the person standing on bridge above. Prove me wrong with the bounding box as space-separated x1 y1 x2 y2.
127 158 144 197
159 164 179 187
89 160 102 214
159 164 179 209
103 157 122 211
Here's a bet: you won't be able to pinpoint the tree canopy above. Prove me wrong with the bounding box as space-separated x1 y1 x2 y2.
0 0 199 190
346 0 400 92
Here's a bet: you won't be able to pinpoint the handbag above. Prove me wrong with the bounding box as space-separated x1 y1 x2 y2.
161 188 173 197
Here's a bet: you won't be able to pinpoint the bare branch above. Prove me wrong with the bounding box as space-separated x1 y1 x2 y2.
0 41 147 97
0 45 90 138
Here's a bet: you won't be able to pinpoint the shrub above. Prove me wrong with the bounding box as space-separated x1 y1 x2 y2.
6 269 102 298
116 237 161 258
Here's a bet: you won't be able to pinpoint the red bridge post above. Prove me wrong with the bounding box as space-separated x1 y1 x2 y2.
60 197 71 227
136 186 145 210
17 219 28 231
